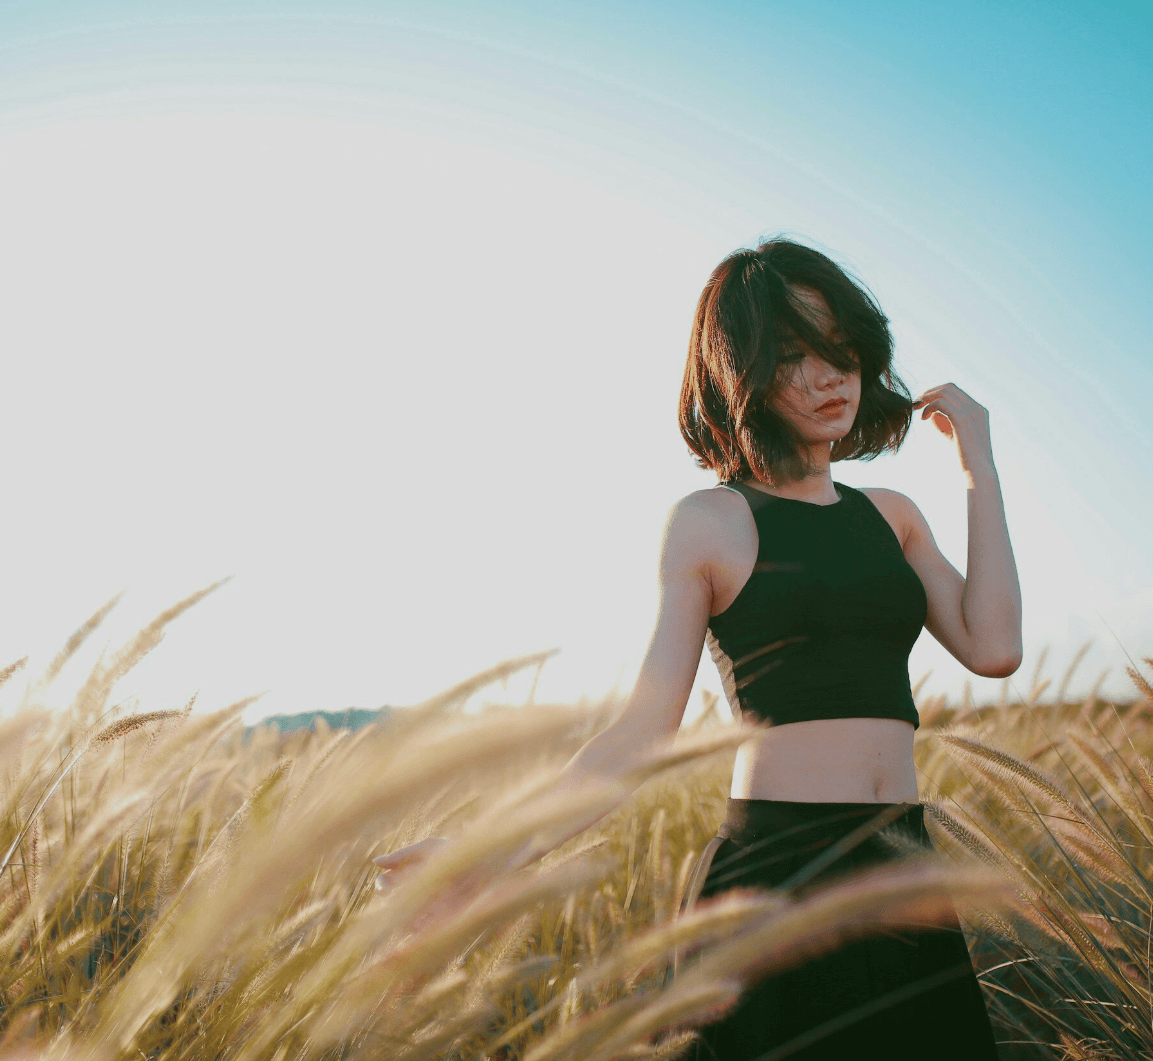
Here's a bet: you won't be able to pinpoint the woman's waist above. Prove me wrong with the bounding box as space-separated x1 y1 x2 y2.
731 717 918 803
715 796 926 849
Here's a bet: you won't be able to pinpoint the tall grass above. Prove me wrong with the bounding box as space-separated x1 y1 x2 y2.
916 650 1153 1059
3 588 1125 1059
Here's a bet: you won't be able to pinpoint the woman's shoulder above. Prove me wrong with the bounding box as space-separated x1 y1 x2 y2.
855 486 916 550
659 485 750 566
666 483 748 528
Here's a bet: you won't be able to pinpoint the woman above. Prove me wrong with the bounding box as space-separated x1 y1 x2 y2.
668 237 1019 1060
376 237 1022 1059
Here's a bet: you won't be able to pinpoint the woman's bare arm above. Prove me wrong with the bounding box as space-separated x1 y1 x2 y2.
561 491 717 777
908 384 1023 677
374 492 720 887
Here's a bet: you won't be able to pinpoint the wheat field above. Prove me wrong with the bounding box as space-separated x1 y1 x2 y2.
0 585 1147 1060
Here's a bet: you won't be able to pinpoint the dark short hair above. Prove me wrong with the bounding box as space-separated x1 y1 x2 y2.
678 237 915 484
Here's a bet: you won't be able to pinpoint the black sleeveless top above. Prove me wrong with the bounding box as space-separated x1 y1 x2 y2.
705 479 927 730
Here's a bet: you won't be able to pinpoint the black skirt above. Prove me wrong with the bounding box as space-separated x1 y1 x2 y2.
682 799 999 1061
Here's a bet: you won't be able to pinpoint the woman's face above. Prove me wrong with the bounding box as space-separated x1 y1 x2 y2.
770 286 861 442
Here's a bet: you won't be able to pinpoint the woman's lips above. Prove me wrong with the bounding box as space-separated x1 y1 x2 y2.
815 399 849 414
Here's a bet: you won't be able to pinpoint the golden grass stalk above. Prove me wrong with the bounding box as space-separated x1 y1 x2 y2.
527 980 745 1061
5 591 1150 1061
939 732 1087 819
520 860 1007 1061
922 800 1006 870
70 579 228 722
284 727 350 810
403 648 561 718
39 593 123 688
85 710 626 1052
1124 658 1153 702
91 710 186 745
686 860 1007 988
0 656 28 692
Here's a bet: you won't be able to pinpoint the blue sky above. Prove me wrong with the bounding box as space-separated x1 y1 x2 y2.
0 1 1149 720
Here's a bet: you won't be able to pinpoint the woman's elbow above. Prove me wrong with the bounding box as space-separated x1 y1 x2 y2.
974 651 1024 680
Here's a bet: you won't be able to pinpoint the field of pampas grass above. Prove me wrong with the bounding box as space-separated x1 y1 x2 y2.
0 587 1146 1060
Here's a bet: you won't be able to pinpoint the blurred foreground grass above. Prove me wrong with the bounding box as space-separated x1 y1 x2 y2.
0 587 1146 1060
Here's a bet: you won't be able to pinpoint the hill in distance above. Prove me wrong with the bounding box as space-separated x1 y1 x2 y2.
249 706 393 735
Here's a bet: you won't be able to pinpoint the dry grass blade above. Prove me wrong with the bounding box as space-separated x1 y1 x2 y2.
0 788 155 960
0 656 28 691
1 614 1147 1061
72 579 230 719
684 861 1008 990
565 889 784 1002
525 862 1006 1061
93 710 186 744
88 708 589 1051
285 728 351 810
1125 660 1153 702
42 593 123 685
478 893 733 1050
1056 641 1095 708
923 801 1006 870
618 726 759 789
479 723 750 839
170 757 293 900
527 980 743 1061
463 913 536 1003
1047 820 1137 889
1066 731 1123 789
938 732 1100 831
0 723 103 877
521 986 664 1061
1030 646 1050 701
1011 893 1110 964
245 856 609 1060
582 979 747 1061
404 649 560 717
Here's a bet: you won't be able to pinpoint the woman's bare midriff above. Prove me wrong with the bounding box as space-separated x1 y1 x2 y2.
730 716 919 803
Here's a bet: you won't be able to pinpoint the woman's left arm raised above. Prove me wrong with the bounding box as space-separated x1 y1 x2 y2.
901 383 1023 678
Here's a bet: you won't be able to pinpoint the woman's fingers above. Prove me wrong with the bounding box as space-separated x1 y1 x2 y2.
928 410 954 439
373 837 453 895
372 836 450 873
913 397 954 438
912 383 990 445
372 849 419 872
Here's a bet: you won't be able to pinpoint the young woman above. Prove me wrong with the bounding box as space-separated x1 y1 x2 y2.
375 237 1022 1060
666 237 1020 1060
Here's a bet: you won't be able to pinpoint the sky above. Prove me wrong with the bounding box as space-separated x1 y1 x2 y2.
0 0 1149 725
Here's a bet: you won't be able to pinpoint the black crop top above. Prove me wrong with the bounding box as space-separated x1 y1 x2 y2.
705 479 927 730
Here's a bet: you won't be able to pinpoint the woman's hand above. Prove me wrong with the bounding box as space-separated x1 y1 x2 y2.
372 836 451 894
911 383 994 475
